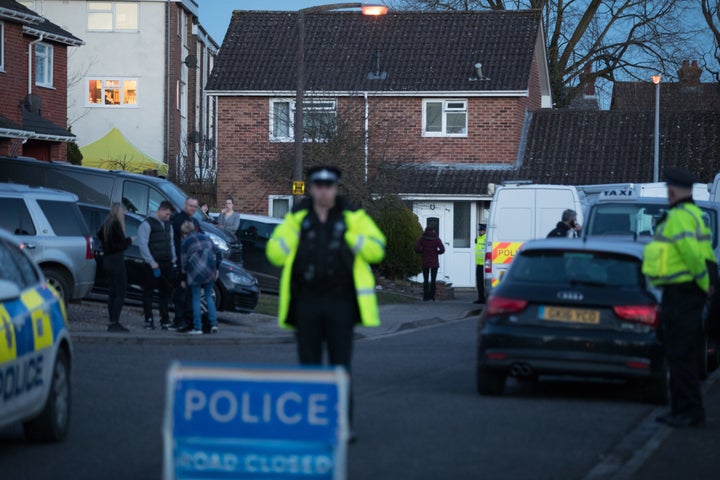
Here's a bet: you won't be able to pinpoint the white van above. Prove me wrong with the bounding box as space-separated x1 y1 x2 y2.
578 182 710 207
483 183 583 295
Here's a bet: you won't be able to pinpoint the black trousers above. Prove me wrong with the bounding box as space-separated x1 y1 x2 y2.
142 262 173 324
173 279 192 328
103 252 126 324
660 283 706 419
294 289 359 423
422 267 438 300
476 264 485 301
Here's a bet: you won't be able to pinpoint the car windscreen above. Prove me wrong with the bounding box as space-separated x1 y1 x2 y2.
587 203 717 248
37 200 91 236
506 250 644 288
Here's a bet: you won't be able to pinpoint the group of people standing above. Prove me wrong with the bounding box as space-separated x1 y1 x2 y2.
97 197 221 335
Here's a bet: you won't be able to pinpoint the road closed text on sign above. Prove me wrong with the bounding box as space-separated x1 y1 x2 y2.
163 363 350 480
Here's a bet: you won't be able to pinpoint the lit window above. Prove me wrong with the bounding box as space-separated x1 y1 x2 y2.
269 99 337 142
88 78 139 106
35 43 53 87
88 2 139 32
18 1 35 9
423 99 468 137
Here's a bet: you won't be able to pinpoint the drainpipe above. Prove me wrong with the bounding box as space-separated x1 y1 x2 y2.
166 0 172 176
28 34 45 94
364 91 369 183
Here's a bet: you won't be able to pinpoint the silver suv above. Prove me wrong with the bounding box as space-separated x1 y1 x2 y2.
0 184 96 303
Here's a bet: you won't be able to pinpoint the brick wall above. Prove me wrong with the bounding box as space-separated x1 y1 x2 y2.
0 21 71 161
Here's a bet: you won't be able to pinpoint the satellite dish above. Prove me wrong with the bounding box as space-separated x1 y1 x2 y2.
188 131 202 143
183 54 198 68
24 94 42 114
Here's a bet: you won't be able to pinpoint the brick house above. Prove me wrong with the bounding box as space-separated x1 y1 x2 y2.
207 10 552 287
0 0 83 160
23 0 218 182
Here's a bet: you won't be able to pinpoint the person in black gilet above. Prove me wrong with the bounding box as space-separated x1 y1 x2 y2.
137 201 177 330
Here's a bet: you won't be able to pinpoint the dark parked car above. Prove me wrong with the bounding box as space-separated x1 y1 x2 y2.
233 214 282 293
476 238 668 403
79 204 259 314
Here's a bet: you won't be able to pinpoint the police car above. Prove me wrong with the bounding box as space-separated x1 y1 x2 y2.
0 228 72 442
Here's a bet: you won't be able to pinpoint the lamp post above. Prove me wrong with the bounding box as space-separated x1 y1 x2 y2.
293 3 388 200
652 75 661 183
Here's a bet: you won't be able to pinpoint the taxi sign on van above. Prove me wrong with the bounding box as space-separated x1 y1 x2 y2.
163 362 349 480
599 188 635 198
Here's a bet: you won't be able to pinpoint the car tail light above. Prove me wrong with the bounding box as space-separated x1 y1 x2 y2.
613 305 658 327
486 296 528 315
85 235 94 260
484 251 492 274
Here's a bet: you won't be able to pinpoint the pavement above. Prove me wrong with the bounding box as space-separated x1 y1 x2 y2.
65 289 720 479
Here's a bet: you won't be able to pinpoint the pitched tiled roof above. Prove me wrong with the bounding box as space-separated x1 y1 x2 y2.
207 10 541 93
0 113 23 132
25 19 84 46
22 110 74 140
375 110 720 195
611 82 720 111
0 0 41 20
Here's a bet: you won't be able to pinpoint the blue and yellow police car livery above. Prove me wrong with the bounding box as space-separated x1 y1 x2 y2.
0 228 72 443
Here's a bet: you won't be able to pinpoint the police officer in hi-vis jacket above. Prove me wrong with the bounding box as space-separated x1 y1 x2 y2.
266 165 386 440
643 167 717 428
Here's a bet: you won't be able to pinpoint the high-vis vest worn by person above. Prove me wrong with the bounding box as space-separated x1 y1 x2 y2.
642 201 715 292
475 234 486 265
266 204 386 329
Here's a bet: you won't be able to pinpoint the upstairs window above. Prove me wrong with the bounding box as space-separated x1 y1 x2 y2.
270 99 337 142
88 78 138 106
88 2 139 32
35 43 53 87
423 99 468 137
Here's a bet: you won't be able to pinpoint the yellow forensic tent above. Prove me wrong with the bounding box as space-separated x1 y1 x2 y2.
80 128 168 175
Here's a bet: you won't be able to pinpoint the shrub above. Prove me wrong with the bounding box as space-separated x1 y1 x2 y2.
368 195 423 280
67 141 83 165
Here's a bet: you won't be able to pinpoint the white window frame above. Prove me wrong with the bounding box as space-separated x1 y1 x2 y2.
422 99 468 137
86 77 139 107
269 98 337 142
269 195 293 218
87 1 140 33
35 43 53 88
0 21 4 73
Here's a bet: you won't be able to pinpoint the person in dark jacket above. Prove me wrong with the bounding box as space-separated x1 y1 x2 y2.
138 201 176 330
172 197 202 331
97 203 132 332
547 209 582 238
414 226 446 301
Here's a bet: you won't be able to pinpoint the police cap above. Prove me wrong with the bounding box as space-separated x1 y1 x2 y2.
664 167 697 188
478 223 487 231
307 165 341 184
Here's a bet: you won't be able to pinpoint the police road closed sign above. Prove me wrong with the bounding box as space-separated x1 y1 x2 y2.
163 363 350 480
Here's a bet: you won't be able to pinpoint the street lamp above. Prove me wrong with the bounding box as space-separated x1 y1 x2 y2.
293 3 388 199
652 74 661 183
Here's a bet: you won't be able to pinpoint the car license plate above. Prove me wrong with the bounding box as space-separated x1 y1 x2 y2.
540 306 600 325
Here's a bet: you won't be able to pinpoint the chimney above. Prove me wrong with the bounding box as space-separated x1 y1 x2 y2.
581 64 596 97
678 59 702 88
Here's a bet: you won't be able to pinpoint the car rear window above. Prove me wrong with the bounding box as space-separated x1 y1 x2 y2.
37 200 90 237
507 250 643 288
0 198 37 236
587 203 717 247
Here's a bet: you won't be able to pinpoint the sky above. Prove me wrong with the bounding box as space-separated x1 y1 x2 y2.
198 1 357 44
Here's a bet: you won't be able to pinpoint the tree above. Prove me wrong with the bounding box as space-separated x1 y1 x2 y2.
390 0 700 107
170 135 217 207
701 0 720 82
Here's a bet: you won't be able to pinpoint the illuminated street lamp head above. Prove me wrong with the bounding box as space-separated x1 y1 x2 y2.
652 75 662 84
361 3 388 15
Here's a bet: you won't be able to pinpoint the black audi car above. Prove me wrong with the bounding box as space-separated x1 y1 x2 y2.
476 238 667 403
79 204 260 313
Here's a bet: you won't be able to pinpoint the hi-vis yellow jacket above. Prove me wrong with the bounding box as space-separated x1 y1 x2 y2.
266 205 386 329
475 234 486 265
642 201 716 292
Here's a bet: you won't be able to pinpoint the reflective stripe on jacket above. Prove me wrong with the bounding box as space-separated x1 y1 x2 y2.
642 202 715 291
266 206 386 329
475 234 486 265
